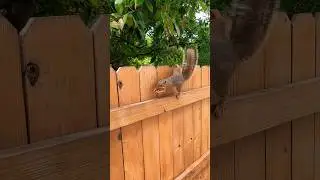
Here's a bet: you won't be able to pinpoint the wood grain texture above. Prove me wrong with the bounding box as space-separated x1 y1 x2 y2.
317 13 320 78
117 67 144 180
172 107 185 176
315 113 320 180
291 13 315 180
235 132 265 180
90 15 109 127
110 68 124 180
110 86 209 130
140 66 161 180
315 13 320 180
174 150 210 180
110 68 119 109
112 74 320 146
192 67 202 160
159 112 174 180
211 77 320 147
212 143 234 180
182 67 194 167
234 37 265 180
0 127 108 180
291 13 316 83
20 16 97 142
157 66 174 180
200 66 210 179
264 12 292 180
211 33 234 179
0 16 27 149
201 66 210 154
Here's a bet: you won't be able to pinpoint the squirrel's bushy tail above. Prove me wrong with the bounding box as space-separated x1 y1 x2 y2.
182 48 198 80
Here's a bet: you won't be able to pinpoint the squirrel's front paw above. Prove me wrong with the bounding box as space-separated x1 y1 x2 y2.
213 103 224 119
175 93 181 99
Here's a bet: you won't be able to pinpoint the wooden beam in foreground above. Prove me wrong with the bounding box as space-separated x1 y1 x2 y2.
110 86 210 130
174 150 210 180
213 77 320 147
0 127 108 180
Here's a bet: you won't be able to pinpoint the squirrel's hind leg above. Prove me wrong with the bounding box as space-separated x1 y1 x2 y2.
174 85 182 99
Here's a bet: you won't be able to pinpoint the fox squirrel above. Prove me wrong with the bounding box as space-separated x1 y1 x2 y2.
154 48 198 99
211 0 280 118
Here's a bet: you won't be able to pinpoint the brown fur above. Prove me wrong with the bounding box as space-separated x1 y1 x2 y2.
154 48 198 99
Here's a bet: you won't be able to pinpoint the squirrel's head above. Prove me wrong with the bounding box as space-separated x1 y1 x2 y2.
153 79 168 95
157 79 167 85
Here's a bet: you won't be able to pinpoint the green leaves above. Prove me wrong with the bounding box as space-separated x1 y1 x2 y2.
135 0 144 9
109 0 209 67
145 0 153 12
124 13 134 27
115 0 124 13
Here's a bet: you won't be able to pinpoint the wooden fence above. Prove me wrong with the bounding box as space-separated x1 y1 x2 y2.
211 11 320 180
2 9 320 180
0 15 109 179
109 65 210 179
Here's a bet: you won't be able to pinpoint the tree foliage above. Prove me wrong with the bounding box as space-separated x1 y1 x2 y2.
109 0 210 68
34 0 111 25
30 0 210 68
28 0 319 69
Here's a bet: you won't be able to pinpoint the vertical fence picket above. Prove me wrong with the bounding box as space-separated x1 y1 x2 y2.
139 66 161 180
117 67 144 180
90 15 109 127
182 67 194 167
157 66 174 180
20 16 97 142
110 67 125 180
0 16 27 149
315 12 320 180
234 33 266 180
201 66 210 154
291 13 316 180
192 66 202 161
264 12 292 180
201 66 210 179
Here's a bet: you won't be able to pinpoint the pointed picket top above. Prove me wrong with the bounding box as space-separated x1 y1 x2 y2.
90 15 109 32
116 66 140 106
291 13 314 26
110 67 119 109
0 15 27 149
0 15 18 32
20 15 90 38
19 14 97 143
90 15 109 127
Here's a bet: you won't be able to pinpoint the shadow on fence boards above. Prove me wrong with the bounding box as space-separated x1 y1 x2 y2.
0 14 109 179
